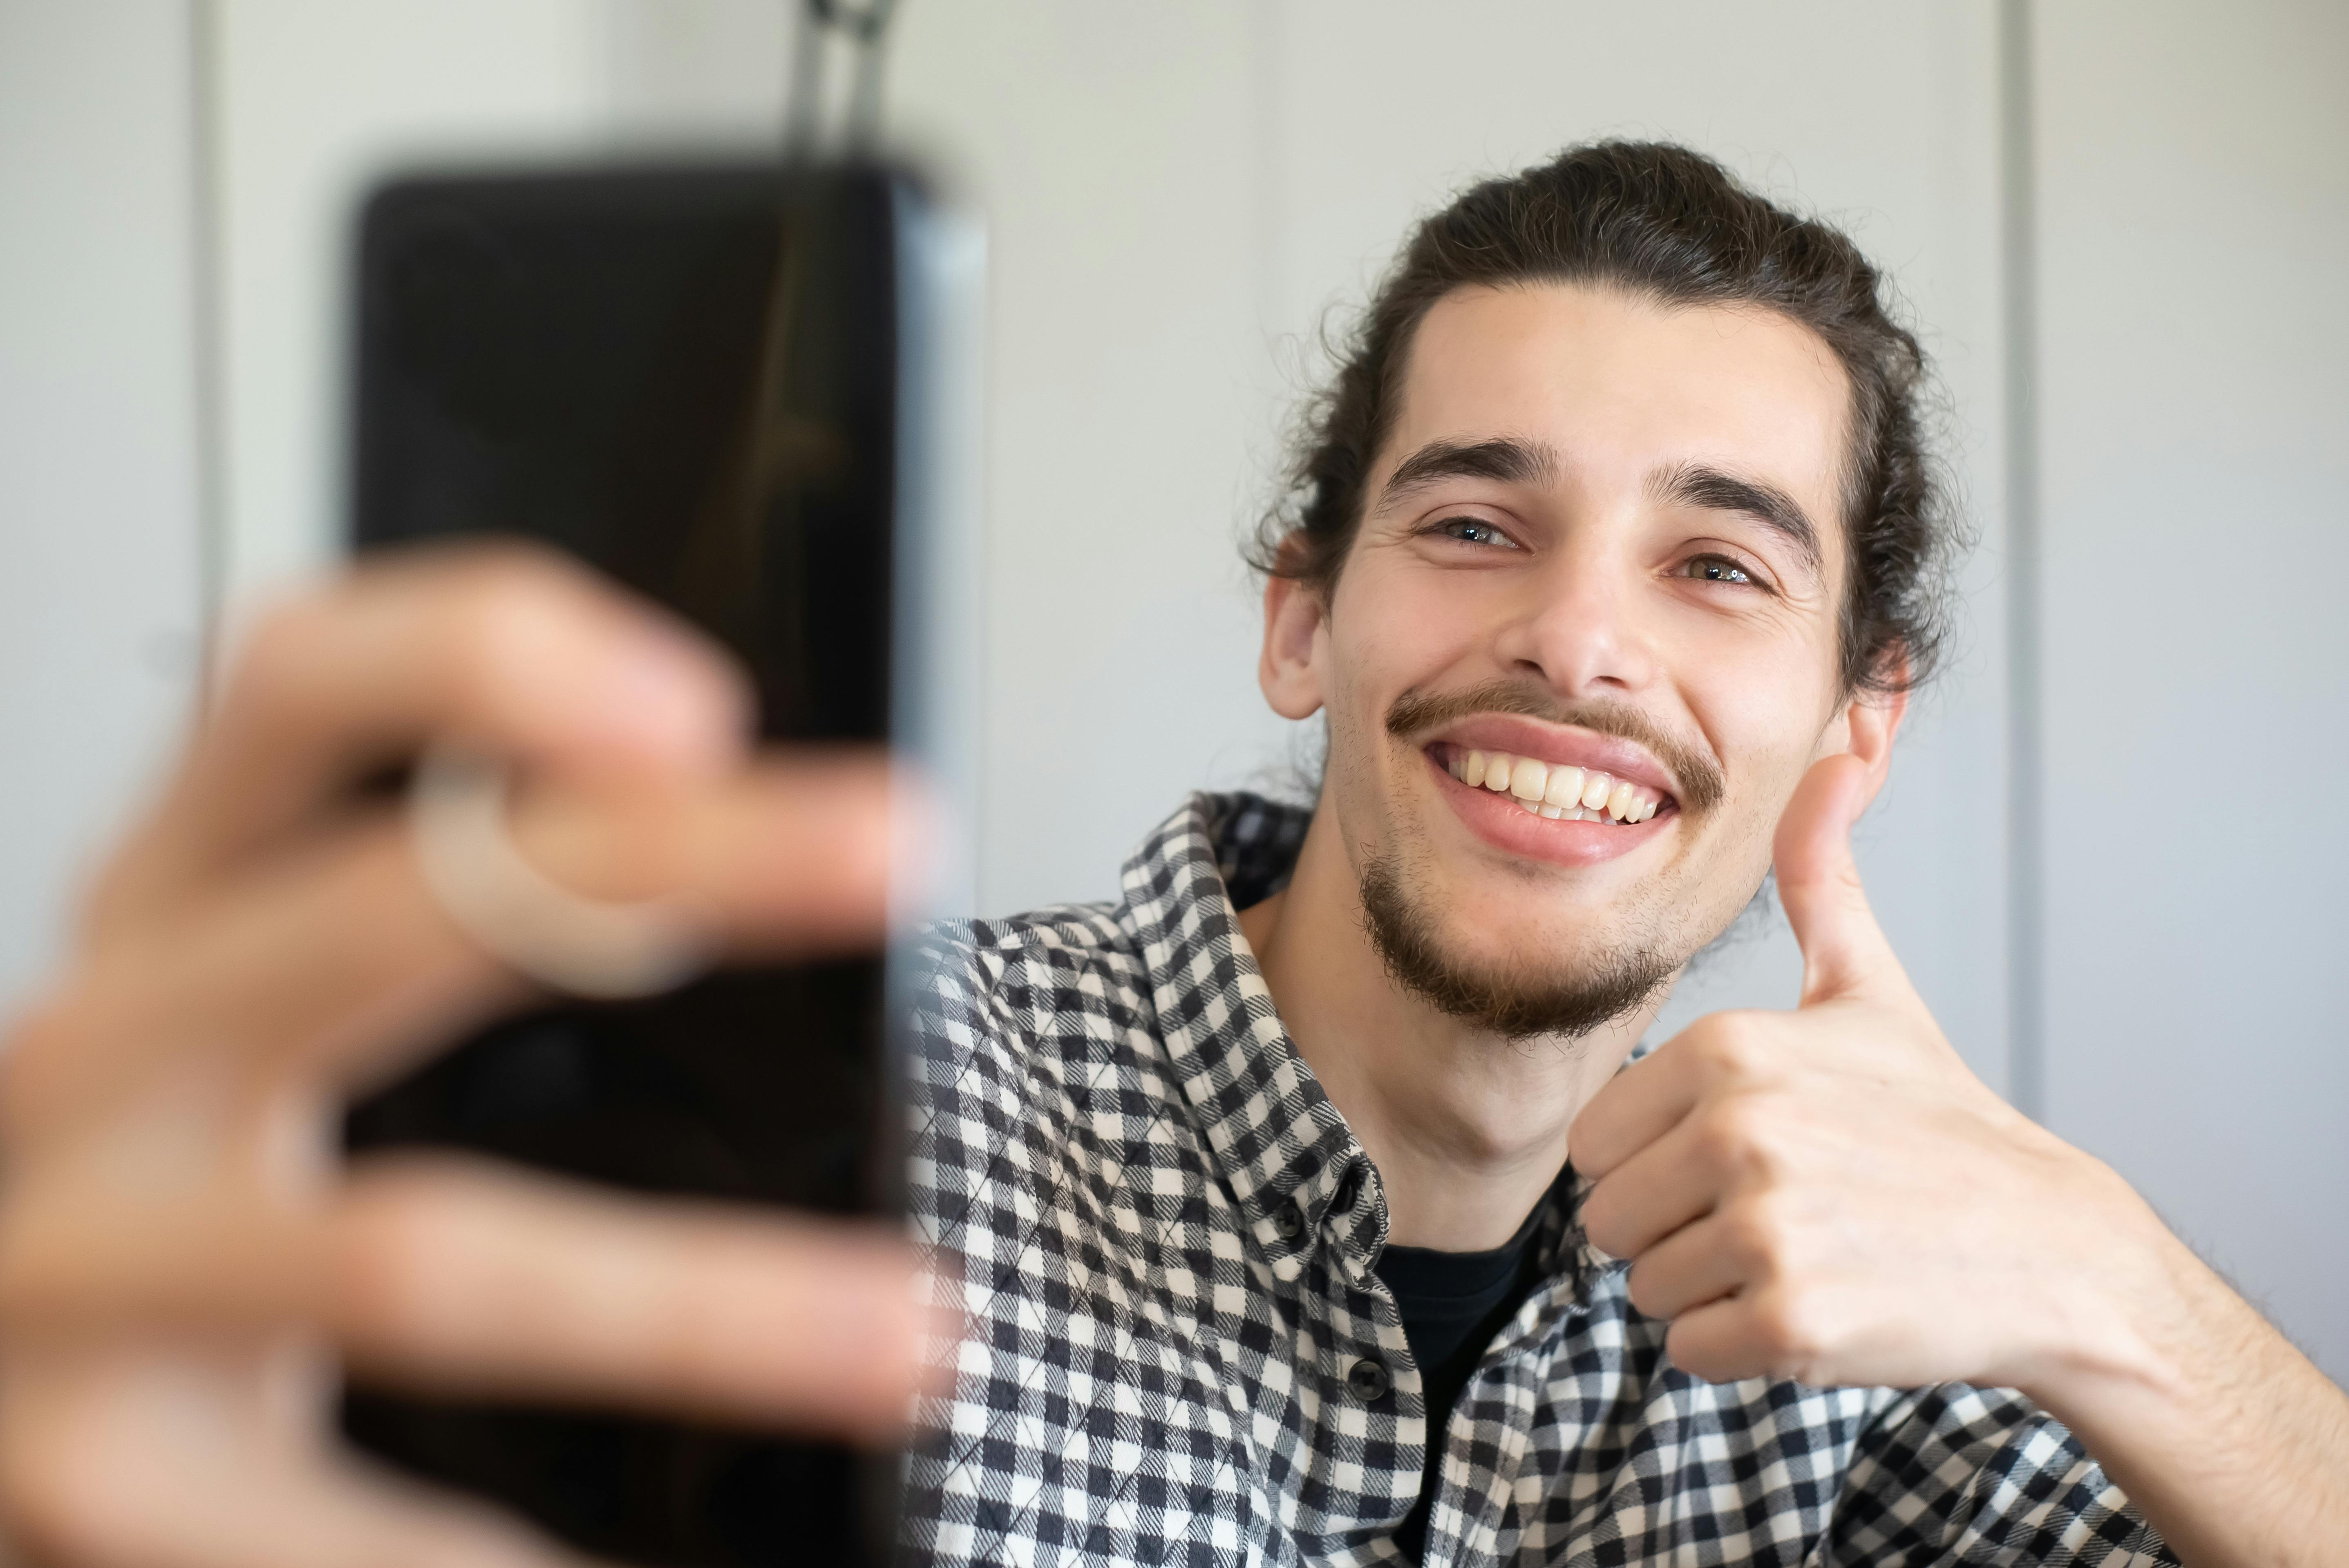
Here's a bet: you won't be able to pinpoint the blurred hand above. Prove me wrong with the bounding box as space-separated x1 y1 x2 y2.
0 544 928 1568
1570 755 2167 1392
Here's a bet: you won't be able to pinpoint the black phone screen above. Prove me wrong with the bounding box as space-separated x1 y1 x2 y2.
340 161 928 1567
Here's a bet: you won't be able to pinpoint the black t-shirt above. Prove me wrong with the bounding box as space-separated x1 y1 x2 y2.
1373 1208 1544 1563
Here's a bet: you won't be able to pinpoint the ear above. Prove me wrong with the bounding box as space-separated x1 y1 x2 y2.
1258 557 1329 722
1817 649 1909 810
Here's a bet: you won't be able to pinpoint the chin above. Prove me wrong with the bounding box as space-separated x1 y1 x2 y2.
1357 850 1686 1040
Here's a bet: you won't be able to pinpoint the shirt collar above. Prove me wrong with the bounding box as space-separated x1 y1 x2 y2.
1116 792 1612 1301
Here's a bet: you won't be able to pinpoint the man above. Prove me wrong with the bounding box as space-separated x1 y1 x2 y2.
0 142 2341 1567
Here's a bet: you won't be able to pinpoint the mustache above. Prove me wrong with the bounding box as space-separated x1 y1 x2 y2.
1385 679 1727 818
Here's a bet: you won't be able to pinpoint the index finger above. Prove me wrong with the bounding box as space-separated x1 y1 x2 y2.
1567 1045 1700 1181
327 1158 937 1439
101 543 751 922
0 751 904 1144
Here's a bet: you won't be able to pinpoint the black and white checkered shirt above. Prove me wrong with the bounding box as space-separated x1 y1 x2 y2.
901 793 2175 1566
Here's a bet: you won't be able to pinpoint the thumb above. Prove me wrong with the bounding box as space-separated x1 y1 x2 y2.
1774 754 1902 1005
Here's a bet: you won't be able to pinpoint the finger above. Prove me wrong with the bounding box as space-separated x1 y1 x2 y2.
1621 1210 1753 1322
3 753 898 1142
1772 754 1902 1005
325 1158 931 1441
2 1160 935 1438
0 1343 606 1568
1658 1295 1774 1385
1577 1109 1727 1261
96 542 752 924
1567 1047 1700 1181
505 747 901 962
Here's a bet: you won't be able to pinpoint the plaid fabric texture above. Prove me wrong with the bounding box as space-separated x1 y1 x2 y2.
899 793 2175 1567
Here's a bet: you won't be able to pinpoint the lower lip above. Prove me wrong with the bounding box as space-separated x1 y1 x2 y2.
1427 751 1676 867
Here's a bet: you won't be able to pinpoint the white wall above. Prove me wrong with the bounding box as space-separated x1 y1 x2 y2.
2033 0 2349 1378
0 0 205 1004
208 0 621 597
0 0 2340 1380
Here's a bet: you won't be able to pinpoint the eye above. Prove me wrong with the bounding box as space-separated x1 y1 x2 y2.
1429 516 1518 548
1683 553 1756 586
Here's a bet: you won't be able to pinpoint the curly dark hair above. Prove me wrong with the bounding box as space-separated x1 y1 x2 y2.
1251 140 1963 696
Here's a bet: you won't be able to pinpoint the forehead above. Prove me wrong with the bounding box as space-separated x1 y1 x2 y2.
1387 282 1853 530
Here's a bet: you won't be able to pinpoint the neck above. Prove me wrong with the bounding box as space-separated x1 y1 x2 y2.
1237 804 1665 1252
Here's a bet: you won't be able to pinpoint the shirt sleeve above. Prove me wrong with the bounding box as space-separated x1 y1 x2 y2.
1821 1383 2177 1566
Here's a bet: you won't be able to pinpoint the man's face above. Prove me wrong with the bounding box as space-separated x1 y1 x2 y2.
1263 282 1880 1035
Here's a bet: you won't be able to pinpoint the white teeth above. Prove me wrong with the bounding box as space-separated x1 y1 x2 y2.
1445 745 1667 825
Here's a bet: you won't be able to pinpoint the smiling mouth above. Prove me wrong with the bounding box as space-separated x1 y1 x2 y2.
1435 744 1674 824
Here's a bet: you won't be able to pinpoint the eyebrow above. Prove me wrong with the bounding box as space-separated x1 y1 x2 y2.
1373 436 1562 512
1650 461 1824 575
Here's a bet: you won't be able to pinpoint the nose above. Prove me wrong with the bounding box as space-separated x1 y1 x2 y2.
1490 535 1662 699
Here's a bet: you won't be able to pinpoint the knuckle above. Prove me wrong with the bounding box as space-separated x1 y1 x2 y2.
332 1177 469 1352
1718 1198 1790 1274
1747 1288 1828 1376
1621 1257 1666 1319
1662 1317 1734 1385
1687 1011 1773 1078
441 563 597 698
1578 1188 1628 1257
445 540 597 622
1692 1099 1778 1184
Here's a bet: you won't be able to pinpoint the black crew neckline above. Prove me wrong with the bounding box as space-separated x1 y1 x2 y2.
1374 1198 1551 1564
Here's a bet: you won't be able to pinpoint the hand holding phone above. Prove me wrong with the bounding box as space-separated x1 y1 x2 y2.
335 161 973 1564
0 549 929 1568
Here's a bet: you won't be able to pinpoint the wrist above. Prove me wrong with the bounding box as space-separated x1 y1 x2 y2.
2003 1156 2214 1416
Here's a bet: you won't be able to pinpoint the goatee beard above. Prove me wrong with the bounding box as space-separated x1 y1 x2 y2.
1358 853 1677 1041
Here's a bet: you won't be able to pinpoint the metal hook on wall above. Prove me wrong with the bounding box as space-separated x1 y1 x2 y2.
787 0 902 155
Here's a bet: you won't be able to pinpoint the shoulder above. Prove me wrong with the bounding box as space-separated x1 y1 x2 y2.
904 903 1158 1094
909 903 1145 1027
903 904 1179 1239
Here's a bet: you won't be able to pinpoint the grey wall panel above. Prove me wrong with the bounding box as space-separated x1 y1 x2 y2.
0 0 205 1009
2034 0 2349 1378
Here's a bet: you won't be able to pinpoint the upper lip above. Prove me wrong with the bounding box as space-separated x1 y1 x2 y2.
1422 714 1681 803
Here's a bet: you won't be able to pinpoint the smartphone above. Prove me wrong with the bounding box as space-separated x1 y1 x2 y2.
338 158 978 1566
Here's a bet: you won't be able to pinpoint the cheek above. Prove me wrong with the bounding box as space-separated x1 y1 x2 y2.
1685 654 1839 827
1315 565 1481 810
1325 558 1492 708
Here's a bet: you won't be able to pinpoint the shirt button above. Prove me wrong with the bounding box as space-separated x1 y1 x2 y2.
1347 1357 1392 1402
1273 1200 1306 1241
